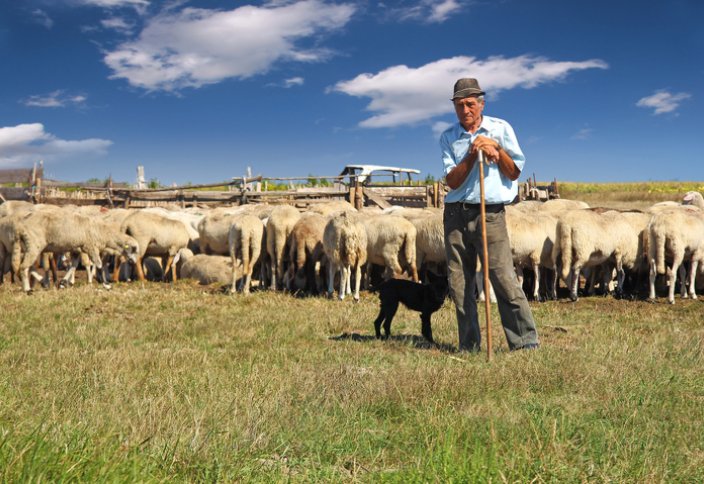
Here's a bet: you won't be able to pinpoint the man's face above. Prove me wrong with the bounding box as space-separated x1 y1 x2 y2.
453 96 484 129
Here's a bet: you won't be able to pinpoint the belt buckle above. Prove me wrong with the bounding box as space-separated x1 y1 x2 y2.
461 201 474 210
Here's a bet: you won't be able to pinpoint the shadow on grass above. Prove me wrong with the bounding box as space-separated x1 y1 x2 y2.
329 332 457 353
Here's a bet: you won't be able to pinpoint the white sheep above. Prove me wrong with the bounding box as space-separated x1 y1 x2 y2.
647 208 704 303
228 213 265 295
286 212 327 294
265 205 301 290
323 211 367 300
143 206 203 251
553 209 643 301
682 191 704 209
539 199 590 213
177 249 233 285
407 211 445 279
306 200 356 217
197 206 250 255
361 214 419 283
0 200 34 218
505 206 558 300
120 210 190 282
13 209 139 292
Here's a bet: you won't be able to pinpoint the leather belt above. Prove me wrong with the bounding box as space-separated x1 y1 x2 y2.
446 202 505 213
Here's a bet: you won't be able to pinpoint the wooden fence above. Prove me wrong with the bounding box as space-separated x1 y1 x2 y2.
0 169 446 209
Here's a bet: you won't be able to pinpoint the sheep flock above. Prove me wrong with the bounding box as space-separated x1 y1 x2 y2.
1 191 703 305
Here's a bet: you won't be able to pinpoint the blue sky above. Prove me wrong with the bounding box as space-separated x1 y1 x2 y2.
1 0 702 185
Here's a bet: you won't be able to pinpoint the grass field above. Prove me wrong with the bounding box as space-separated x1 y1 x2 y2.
1 183 703 481
1 281 703 482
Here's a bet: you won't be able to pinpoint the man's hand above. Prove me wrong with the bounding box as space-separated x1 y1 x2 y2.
471 135 500 163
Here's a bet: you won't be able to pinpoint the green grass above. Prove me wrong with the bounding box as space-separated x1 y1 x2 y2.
1 282 703 482
558 181 704 209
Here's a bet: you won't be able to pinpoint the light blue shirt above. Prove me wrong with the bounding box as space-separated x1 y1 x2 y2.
440 115 525 204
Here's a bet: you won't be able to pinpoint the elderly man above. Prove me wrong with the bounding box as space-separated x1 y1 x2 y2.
440 78 539 352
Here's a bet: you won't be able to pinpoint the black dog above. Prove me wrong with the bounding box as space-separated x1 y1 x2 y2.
372 271 449 343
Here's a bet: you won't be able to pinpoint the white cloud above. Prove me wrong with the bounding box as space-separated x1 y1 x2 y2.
284 77 305 88
432 121 451 138
32 9 54 29
332 55 609 128
75 0 149 10
0 123 112 166
636 90 691 115
101 16 134 32
385 0 464 24
428 0 462 22
571 127 592 140
21 90 87 108
104 1 356 92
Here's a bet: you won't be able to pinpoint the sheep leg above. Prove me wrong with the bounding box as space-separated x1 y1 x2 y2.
230 260 239 295
648 258 657 301
21 268 32 293
345 265 352 296
163 254 176 282
688 259 699 300
679 264 688 299
570 266 581 302
112 256 121 284
353 263 362 302
668 255 683 304
515 264 524 292
135 256 146 282
476 269 485 302
327 261 336 298
339 265 349 300
614 260 625 298
532 263 541 301
60 255 81 288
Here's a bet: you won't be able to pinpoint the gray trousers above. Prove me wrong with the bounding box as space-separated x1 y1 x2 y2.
443 203 539 351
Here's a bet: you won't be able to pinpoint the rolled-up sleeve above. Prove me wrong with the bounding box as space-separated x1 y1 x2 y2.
500 122 525 173
440 131 458 177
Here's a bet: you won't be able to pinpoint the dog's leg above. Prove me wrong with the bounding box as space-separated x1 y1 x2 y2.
373 308 385 339
420 313 434 343
382 299 399 339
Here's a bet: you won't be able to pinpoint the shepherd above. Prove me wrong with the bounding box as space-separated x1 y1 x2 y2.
440 78 540 353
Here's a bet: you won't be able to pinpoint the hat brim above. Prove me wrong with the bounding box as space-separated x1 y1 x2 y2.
451 88 485 100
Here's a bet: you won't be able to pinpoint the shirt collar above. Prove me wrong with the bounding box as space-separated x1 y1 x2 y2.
456 115 493 137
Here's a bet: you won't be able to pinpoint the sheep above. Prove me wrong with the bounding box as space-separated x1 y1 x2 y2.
505 206 558 300
306 200 356 217
0 215 23 283
406 211 446 280
323 211 367 300
120 210 190 282
197 206 250 255
228 214 265 295
361 214 419 284
286 212 327 294
0 200 34 218
177 249 232 285
647 208 704 303
143 206 204 252
539 199 590 213
265 205 301 290
13 210 139 292
682 191 704 209
552 209 644 301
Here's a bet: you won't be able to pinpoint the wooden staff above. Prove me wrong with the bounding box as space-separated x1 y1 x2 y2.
477 150 493 361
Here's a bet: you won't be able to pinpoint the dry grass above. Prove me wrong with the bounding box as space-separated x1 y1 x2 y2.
2 181 704 481
1 280 703 481
559 181 704 210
